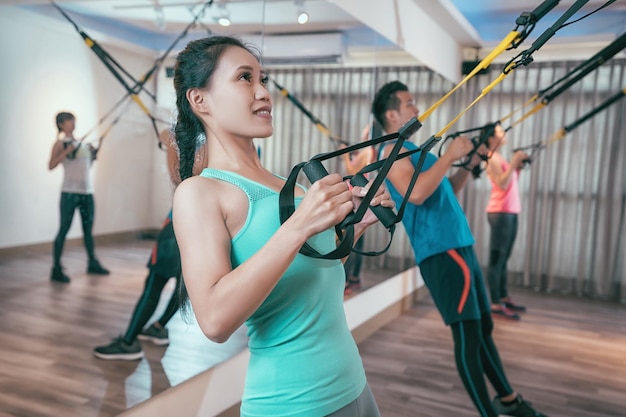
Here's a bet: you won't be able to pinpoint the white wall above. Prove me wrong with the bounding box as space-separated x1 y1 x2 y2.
0 6 174 249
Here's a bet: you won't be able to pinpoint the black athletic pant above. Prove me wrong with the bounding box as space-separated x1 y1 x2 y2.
122 215 182 345
53 192 96 266
122 272 181 345
450 313 514 417
487 212 518 302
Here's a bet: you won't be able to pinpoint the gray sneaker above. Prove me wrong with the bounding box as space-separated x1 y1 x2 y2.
93 336 144 361
492 395 548 417
138 323 169 346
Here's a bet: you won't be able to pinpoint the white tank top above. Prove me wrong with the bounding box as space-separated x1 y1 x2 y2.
61 140 94 194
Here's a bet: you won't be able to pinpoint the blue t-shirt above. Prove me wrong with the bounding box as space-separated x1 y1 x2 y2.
380 141 474 264
200 169 366 417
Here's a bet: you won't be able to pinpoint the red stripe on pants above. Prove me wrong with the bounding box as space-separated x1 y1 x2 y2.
446 249 471 314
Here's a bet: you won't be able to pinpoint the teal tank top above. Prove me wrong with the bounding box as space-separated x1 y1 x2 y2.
200 169 366 417
379 142 475 264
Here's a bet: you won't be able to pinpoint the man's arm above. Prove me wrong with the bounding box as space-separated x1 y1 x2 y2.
448 167 473 194
383 136 474 205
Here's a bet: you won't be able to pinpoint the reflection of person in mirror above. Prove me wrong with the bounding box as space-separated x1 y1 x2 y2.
93 128 207 360
338 124 376 296
172 35 394 416
48 111 109 283
373 81 548 417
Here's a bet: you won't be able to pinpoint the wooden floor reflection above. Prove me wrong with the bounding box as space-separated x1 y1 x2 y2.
0 238 250 417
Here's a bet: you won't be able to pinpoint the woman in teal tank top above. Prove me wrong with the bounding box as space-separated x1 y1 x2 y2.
169 35 393 416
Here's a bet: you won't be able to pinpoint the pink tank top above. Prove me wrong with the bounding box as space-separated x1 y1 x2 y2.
486 159 521 214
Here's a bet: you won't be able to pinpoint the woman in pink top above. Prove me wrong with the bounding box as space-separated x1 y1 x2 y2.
485 122 529 320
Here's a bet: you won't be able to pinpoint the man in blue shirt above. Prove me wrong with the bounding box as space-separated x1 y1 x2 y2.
373 81 548 417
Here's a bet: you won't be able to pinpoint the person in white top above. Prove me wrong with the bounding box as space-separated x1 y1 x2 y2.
48 111 109 283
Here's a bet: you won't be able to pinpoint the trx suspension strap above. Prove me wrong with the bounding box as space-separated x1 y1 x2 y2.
272 79 343 146
436 123 496 171
516 87 626 164
51 1 161 142
503 28 626 130
52 1 215 148
358 0 563 184
278 118 422 259
433 0 598 178
451 30 625 176
435 0 590 144
278 0 561 259
445 30 624 176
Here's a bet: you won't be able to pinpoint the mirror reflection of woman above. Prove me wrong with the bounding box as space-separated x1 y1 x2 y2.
48 111 109 283
172 35 392 417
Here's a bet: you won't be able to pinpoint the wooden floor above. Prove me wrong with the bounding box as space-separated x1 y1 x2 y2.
0 238 625 417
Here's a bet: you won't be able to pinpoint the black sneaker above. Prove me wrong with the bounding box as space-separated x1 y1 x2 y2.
138 323 169 346
503 298 527 312
50 265 70 283
87 259 110 275
492 395 548 417
93 336 144 361
492 305 521 321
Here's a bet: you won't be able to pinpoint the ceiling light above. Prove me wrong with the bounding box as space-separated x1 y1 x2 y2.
154 5 166 30
295 0 308 25
217 3 231 27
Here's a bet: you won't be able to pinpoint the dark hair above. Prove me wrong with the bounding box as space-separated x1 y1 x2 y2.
173 35 260 319
55 112 75 133
371 81 409 131
173 35 259 182
480 121 501 148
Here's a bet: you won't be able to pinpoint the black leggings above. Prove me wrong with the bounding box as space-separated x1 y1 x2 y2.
450 314 514 417
122 217 182 345
53 192 96 265
122 271 181 345
487 213 518 302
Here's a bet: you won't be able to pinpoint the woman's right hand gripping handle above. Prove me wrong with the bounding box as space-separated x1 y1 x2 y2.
286 173 355 240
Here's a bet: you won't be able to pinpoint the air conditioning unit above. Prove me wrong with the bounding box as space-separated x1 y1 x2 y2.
242 32 344 65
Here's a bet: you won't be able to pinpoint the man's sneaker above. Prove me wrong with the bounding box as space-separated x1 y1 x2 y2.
87 259 110 275
503 298 527 312
138 323 169 346
492 395 549 417
50 265 70 283
93 336 144 360
492 306 521 321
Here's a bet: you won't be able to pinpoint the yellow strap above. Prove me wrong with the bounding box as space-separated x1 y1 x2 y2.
316 123 330 137
419 30 521 123
500 93 539 122
543 87 626 148
436 70 512 138
508 101 547 130
545 127 567 146
131 94 151 116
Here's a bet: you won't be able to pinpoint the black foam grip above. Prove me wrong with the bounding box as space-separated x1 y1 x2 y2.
350 173 397 229
302 159 329 183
